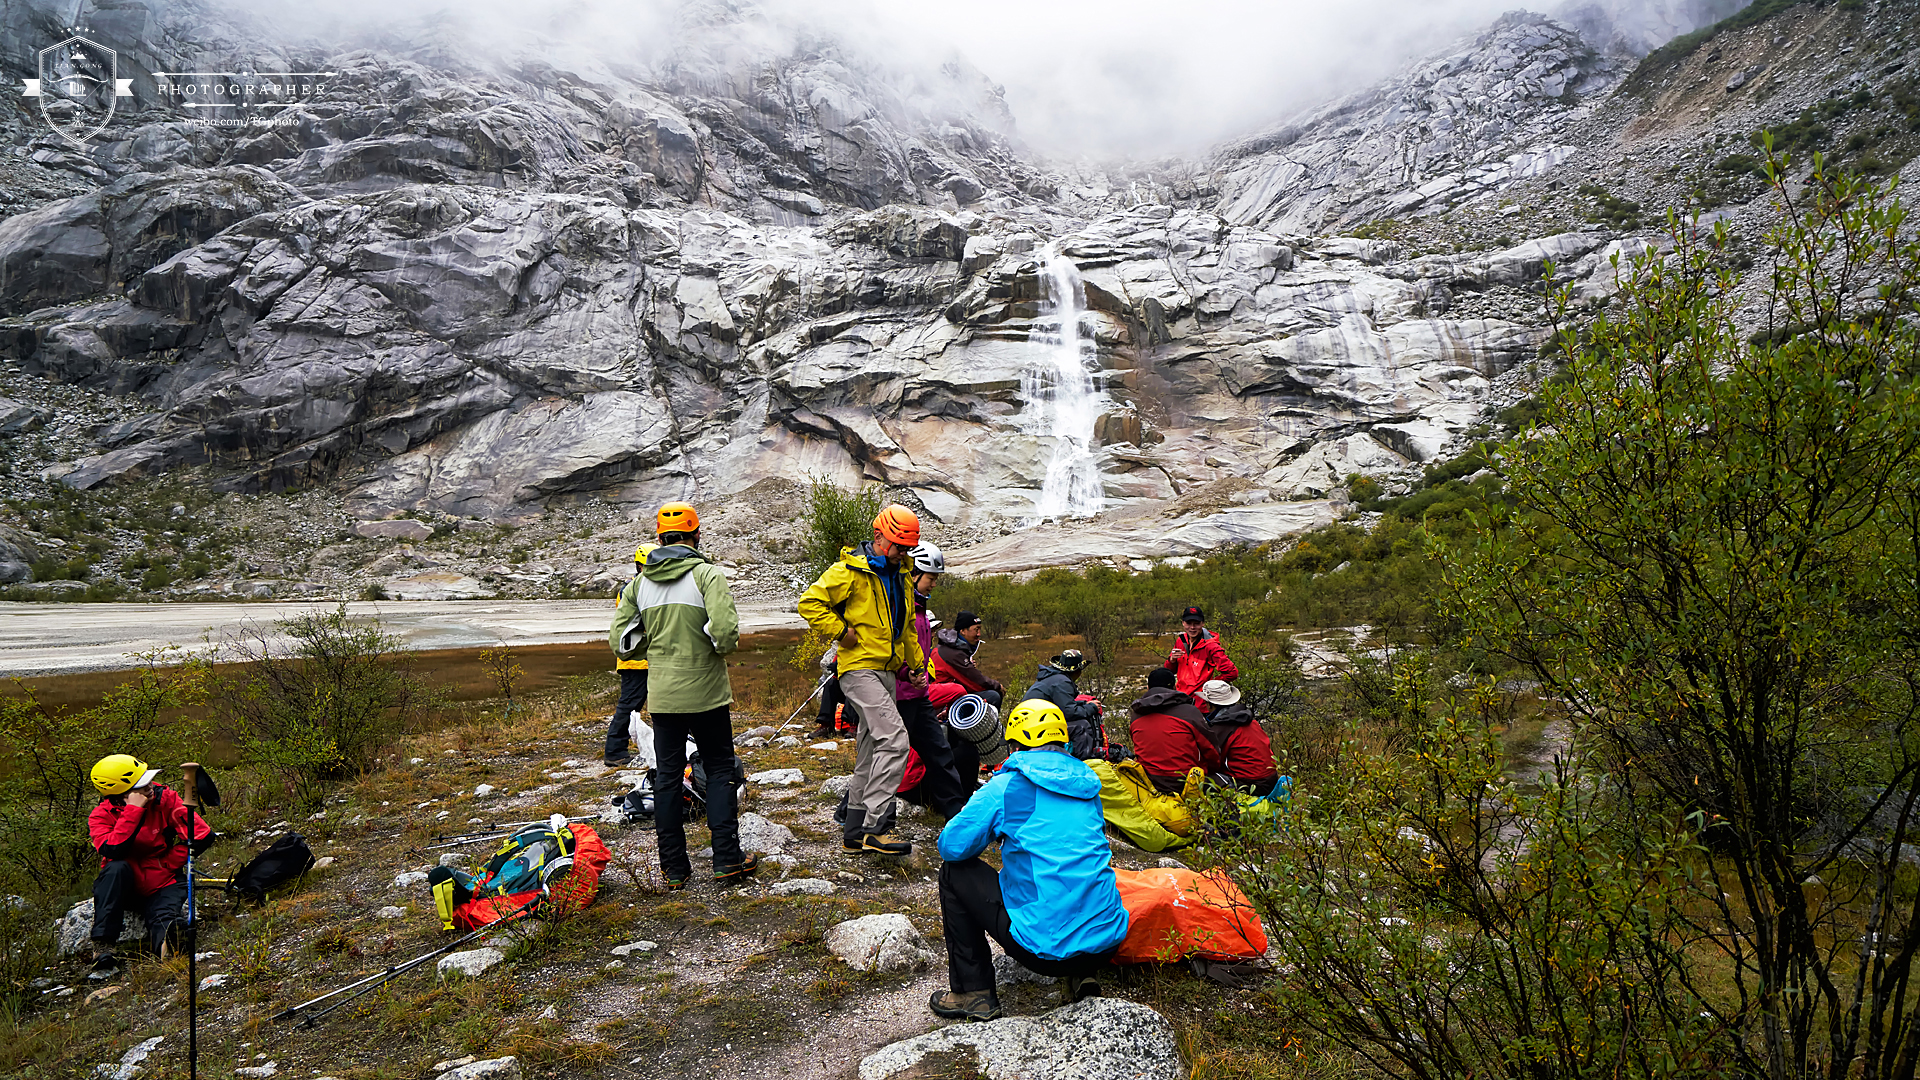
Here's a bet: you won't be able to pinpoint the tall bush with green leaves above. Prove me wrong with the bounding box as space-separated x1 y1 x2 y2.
0 650 210 893
1446 155 1920 1078
800 477 884 576
218 606 435 808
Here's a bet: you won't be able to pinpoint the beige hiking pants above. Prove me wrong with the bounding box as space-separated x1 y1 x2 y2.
840 669 908 835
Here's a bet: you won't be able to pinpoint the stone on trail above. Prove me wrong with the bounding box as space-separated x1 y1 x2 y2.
770 878 836 896
808 741 840 751
772 735 801 748
437 947 506 978
393 871 429 888
820 775 854 796
234 1063 278 1078
825 913 936 973
738 812 795 854
375 906 407 919
610 940 658 956
442 1057 522 1080
197 974 233 991
859 998 1183 1080
93 1037 164 1080
743 726 777 739
747 768 804 786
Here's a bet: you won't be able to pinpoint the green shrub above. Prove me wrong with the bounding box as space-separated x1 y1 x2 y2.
217 606 436 808
800 477 884 576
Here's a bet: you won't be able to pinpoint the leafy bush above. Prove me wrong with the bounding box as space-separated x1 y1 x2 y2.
218 606 436 808
0 651 211 893
800 477 884 576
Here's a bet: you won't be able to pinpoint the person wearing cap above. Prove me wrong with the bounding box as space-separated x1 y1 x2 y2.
611 503 757 889
1129 667 1225 795
1194 679 1281 795
604 542 658 767
933 611 1003 709
798 504 929 857
1163 605 1239 696
1022 649 1108 759
86 755 213 969
929 699 1131 1022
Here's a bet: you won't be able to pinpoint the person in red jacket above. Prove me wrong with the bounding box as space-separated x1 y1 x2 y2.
86 755 212 969
1194 680 1281 795
1162 606 1239 695
1127 668 1223 795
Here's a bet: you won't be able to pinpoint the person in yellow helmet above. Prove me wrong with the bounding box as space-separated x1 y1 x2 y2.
798 503 926 857
604 542 658 767
85 755 213 969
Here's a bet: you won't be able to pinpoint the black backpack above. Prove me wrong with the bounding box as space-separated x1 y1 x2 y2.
231 833 316 903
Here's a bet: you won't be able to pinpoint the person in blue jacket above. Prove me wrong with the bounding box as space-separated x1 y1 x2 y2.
929 698 1132 1021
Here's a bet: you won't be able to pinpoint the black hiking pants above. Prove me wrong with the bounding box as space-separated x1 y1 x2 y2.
652 704 744 878
92 861 186 953
939 857 1118 993
815 674 844 732
604 668 648 762
899 696 968 818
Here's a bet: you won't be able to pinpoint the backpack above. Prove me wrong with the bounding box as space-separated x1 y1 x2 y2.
430 822 611 930
231 833 316 903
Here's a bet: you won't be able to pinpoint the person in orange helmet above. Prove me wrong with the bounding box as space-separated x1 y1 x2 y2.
799 503 927 857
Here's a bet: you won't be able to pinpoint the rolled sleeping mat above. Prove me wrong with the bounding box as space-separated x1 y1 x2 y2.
947 694 1008 768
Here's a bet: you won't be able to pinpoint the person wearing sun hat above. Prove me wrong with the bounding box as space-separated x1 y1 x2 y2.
1162 605 1239 695
1194 679 1280 795
86 755 213 969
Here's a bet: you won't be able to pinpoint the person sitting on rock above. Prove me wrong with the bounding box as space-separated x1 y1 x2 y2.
1128 668 1223 796
611 502 757 889
86 755 212 970
1162 605 1239 695
930 700 1131 1021
1194 679 1281 796
933 611 1004 709
1023 650 1109 759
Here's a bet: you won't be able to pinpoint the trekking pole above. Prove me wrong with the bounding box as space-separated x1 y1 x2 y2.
272 896 540 1028
420 815 598 851
181 762 205 1080
774 673 831 735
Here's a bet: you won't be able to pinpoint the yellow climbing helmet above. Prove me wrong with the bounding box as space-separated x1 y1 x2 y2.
91 754 155 796
632 542 658 565
1005 699 1069 749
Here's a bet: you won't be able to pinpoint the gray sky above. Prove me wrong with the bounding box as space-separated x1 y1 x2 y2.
248 0 1530 158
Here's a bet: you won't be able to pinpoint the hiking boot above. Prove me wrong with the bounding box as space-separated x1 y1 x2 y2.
860 833 912 857
929 989 1001 1022
714 855 759 885
88 943 119 971
604 754 632 768
841 836 868 853
1064 974 1102 1003
809 724 836 739
663 871 690 892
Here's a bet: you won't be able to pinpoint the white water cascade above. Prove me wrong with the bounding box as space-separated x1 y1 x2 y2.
1022 247 1108 523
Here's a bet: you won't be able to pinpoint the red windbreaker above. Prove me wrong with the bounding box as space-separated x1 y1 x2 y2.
1163 628 1239 695
1128 688 1223 781
88 784 212 896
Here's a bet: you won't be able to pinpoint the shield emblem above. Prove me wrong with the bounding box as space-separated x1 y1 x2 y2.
35 35 120 147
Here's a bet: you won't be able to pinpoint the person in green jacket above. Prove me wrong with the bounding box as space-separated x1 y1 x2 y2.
610 502 756 889
798 503 926 857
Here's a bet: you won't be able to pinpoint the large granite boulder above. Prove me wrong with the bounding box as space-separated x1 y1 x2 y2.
859 997 1184 1080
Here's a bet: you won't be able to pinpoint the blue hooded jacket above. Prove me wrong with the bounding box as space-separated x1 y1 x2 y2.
937 747 1131 960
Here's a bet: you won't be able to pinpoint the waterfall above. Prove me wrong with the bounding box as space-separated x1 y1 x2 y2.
1022 246 1107 523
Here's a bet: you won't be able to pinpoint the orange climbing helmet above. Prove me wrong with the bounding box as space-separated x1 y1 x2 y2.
656 502 700 535
872 504 921 546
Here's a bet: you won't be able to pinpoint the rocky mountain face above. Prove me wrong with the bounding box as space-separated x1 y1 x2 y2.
1 0 1915 590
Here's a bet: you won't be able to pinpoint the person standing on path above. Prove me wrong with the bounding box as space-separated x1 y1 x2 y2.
1163 605 1239 695
610 503 757 889
604 543 657 767
799 504 927 856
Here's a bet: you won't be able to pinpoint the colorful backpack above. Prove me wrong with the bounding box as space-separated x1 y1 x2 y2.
428 821 610 931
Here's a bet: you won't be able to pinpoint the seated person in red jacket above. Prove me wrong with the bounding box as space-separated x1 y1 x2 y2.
87 755 212 969
1194 680 1281 796
1127 668 1222 795
1162 606 1239 695
934 611 1004 709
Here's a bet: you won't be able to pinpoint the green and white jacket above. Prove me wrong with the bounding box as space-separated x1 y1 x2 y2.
608 545 739 712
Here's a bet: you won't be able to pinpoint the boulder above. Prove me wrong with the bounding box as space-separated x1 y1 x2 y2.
0 194 108 316
353 519 435 541
769 878 836 896
738 812 795 854
821 775 854 796
93 1036 165 1080
859 998 1183 1080
0 525 41 584
57 899 149 956
442 1058 522 1080
437 947 506 978
825 913 936 974
0 395 49 434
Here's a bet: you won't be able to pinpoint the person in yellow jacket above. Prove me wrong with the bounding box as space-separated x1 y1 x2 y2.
604 543 657 766
798 504 927 856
